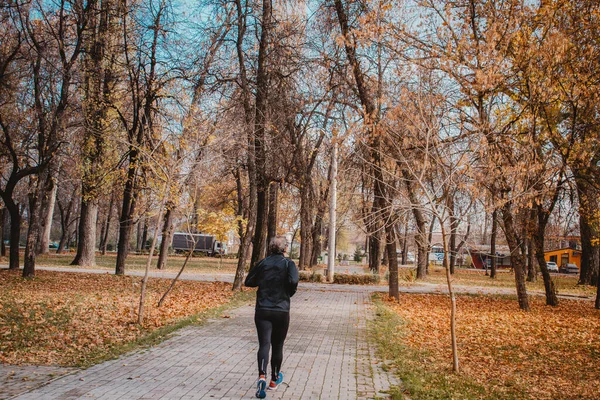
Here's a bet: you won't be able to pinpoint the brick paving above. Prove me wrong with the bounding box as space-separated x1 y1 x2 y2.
0 365 76 400
9 286 398 399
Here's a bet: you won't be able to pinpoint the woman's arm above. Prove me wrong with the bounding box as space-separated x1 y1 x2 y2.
244 261 263 287
287 259 299 296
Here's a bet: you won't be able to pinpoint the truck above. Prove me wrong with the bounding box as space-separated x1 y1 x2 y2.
170 232 226 256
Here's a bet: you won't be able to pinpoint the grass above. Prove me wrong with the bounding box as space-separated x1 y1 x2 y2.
395 266 597 297
28 252 239 274
371 292 600 400
3 252 595 298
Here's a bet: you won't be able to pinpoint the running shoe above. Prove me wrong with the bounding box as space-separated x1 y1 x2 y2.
256 376 267 398
268 372 283 390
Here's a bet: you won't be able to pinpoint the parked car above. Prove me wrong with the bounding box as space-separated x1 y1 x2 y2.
559 263 579 274
546 261 559 273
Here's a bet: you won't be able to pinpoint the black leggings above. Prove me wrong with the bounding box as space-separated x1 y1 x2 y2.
254 309 290 380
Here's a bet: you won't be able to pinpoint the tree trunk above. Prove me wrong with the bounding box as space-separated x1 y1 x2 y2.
138 200 165 325
299 182 313 269
575 175 600 285
38 176 57 255
100 194 115 255
448 195 458 274
310 211 323 266
526 238 537 282
267 182 278 246
381 237 389 267
135 219 143 253
249 0 273 269
368 229 382 273
79 0 115 262
116 154 138 275
5 200 21 270
501 199 530 311
141 219 149 252
367 194 383 273
533 209 559 306
251 189 268 266
232 0 258 290
24 183 43 278
596 274 600 309
490 209 498 278
403 174 428 278
327 139 338 282
386 225 399 300
440 222 459 373
0 208 6 257
71 198 98 266
233 166 245 259
57 196 74 254
579 212 599 285
157 205 174 270
402 223 408 265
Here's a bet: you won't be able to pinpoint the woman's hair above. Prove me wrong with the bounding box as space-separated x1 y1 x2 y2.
268 235 288 255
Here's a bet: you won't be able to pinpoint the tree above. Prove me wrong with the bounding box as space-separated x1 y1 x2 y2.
72 0 119 267
332 0 399 299
0 1 91 276
0 5 26 270
113 0 176 275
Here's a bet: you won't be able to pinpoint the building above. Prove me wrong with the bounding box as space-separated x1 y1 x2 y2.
467 245 512 269
544 247 581 269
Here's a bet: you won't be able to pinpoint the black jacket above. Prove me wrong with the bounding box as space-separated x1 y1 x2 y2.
244 254 299 312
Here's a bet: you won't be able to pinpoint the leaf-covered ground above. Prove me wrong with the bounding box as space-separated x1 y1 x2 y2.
380 294 600 399
0 269 235 366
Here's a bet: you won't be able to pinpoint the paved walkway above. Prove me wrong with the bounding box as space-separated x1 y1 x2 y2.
9 286 398 399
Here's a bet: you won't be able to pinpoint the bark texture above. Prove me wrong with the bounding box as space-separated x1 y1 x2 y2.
501 200 530 311
71 199 98 266
157 205 175 270
249 0 273 269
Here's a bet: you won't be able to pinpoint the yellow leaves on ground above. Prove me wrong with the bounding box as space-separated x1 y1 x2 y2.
384 294 600 399
0 270 233 366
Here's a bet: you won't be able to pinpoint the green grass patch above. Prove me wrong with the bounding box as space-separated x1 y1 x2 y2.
33 253 239 274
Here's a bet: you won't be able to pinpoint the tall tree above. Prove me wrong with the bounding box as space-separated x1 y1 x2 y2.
72 0 118 266
114 0 173 275
232 0 258 290
3 0 92 277
248 0 273 267
332 0 398 299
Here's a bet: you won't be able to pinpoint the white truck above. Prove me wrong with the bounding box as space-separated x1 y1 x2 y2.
170 232 226 256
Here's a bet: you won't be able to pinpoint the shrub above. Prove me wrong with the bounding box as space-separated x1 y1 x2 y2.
353 247 364 262
333 273 380 285
299 271 324 282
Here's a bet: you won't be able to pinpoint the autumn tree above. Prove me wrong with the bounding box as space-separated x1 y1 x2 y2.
331 0 400 298
0 3 26 270
71 0 119 266
113 0 178 275
0 1 91 276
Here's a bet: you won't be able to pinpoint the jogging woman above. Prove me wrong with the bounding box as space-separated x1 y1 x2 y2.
244 236 299 399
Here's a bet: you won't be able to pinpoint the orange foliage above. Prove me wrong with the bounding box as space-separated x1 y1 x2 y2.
384 294 600 399
0 270 233 366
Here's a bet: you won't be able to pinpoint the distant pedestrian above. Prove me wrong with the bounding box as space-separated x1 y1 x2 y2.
244 236 299 399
